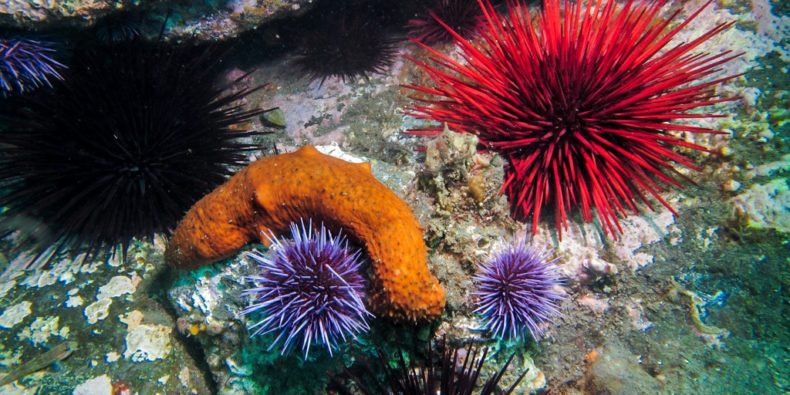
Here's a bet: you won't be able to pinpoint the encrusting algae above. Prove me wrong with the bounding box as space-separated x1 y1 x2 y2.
166 145 446 321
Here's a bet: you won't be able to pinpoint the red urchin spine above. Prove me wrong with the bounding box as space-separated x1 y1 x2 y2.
403 0 741 238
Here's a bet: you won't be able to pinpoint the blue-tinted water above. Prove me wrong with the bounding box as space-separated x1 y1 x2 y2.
0 0 787 394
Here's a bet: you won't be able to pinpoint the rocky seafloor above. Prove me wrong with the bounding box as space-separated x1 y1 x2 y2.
0 0 788 394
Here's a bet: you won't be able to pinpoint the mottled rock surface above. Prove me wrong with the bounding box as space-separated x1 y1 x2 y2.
0 242 210 394
584 341 662 394
0 0 314 41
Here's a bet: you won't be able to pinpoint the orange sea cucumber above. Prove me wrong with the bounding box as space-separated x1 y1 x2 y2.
165 145 445 321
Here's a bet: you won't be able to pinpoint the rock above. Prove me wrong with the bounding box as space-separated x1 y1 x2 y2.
744 154 790 179
423 125 478 174
731 178 790 233
72 374 112 395
167 250 356 395
0 301 32 329
0 243 210 394
121 310 173 362
0 0 314 42
723 179 742 192
167 256 254 393
583 257 619 277
584 340 662 394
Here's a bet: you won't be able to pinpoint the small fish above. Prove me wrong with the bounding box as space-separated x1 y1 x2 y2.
0 341 78 387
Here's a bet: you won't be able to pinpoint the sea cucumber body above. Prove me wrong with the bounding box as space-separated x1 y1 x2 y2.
165 145 445 321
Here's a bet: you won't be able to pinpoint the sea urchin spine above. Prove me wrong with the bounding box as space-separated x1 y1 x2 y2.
404 0 741 238
242 220 372 359
406 0 482 45
474 239 564 341
0 39 265 268
294 4 398 84
0 38 64 94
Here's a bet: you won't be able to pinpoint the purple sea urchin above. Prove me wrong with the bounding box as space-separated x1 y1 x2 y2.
242 220 372 359
0 38 64 94
474 239 564 340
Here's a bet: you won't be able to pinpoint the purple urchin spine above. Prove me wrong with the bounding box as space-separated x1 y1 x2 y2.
0 38 65 94
242 219 372 359
473 238 565 341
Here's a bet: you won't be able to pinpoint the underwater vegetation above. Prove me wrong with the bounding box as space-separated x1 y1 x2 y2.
294 1 399 84
406 0 482 45
404 0 741 238
0 38 266 268
474 239 564 341
0 37 65 95
166 145 446 321
242 221 372 359
333 337 528 394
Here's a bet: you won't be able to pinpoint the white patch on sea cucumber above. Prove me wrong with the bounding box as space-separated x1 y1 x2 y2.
18 316 62 346
84 299 112 324
66 295 84 308
120 310 172 362
83 275 137 324
0 280 15 299
0 301 32 329
72 374 113 395
97 276 136 299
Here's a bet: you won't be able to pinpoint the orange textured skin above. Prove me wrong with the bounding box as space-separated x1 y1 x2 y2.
165 145 445 321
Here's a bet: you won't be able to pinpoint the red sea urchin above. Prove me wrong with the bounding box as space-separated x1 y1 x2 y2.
404 0 741 238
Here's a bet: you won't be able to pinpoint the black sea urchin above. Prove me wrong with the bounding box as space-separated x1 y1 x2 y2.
92 9 144 43
407 0 482 45
294 4 398 84
0 39 267 268
330 337 528 395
